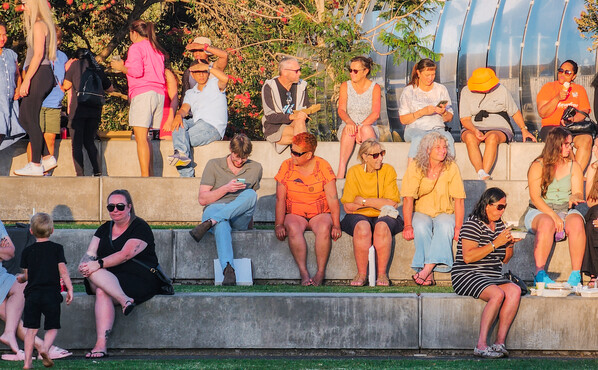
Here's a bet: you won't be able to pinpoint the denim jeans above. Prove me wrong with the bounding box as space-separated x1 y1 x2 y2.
411 212 455 273
202 189 258 271
172 118 221 177
404 127 455 158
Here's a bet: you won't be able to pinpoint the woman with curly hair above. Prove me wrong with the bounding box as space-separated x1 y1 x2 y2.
401 131 465 285
525 126 585 286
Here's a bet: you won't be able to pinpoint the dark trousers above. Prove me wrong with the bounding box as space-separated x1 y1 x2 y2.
19 65 54 163
69 116 101 176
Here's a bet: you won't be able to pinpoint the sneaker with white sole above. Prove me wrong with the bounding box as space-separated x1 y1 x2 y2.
168 150 191 166
473 346 504 358
14 162 44 176
41 155 58 172
490 343 509 357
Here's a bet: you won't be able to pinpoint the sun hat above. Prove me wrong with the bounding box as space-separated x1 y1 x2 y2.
467 68 499 93
186 37 212 55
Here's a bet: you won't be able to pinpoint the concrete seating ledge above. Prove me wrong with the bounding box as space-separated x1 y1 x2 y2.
4 292 596 352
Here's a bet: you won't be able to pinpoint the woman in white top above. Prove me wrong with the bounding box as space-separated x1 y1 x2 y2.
336 56 381 178
399 59 454 163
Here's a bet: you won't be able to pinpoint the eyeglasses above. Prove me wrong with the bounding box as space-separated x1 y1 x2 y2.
348 68 364 74
558 68 574 76
490 203 507 211
367 150 386 159
285 69 301 73
290 149 308 157
107 203 126 212
564 141 574 148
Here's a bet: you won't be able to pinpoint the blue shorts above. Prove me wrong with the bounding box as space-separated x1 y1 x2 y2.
524 207 584 232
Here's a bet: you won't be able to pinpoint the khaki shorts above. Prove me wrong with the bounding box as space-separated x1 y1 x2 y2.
39 107 61 134
129 91 165 129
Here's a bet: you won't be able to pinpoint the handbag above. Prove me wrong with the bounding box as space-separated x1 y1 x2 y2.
108 221 175 295
503 270 528 296
562 106 596 137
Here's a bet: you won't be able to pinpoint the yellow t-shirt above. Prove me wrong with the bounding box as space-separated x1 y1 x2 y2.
340 163 400 217
400 161 466 218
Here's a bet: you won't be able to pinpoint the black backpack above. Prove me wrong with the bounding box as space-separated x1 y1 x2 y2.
77 63 105 107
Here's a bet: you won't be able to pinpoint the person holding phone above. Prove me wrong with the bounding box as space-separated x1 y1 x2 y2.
189 134 263 286
399 59 454 164
460 68 536 180
451 187 522 358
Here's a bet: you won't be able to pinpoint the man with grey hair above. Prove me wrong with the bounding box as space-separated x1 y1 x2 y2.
261 57 311 153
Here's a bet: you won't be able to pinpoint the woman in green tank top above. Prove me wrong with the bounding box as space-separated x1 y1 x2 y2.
525 127 585 286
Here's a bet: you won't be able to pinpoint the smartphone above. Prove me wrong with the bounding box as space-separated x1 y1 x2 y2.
436 100 448 107
237 178 246 184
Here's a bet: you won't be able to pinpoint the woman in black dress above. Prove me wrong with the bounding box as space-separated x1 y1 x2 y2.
78 189 162 358
451 187 521 358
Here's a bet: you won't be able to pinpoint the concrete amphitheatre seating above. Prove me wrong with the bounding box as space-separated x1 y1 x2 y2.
1 139 597 353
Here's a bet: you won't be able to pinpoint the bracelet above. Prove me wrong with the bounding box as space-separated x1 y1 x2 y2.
490 241 495 252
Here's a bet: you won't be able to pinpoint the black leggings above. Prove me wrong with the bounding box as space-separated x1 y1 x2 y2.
19 65 54 163
70 117 101 176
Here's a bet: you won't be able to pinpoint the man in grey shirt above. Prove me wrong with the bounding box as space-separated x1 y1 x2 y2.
189 134 263 285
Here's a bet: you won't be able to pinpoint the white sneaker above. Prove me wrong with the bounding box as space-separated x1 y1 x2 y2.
41 156 58 172
477 169 491 180
14 162 44 176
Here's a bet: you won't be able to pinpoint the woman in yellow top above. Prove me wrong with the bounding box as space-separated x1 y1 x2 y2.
402 132 466 285
340 139 403 286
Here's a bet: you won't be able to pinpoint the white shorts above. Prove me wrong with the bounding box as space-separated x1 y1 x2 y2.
129 91 165 129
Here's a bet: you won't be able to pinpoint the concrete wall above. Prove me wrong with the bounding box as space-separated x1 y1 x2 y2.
0 139 563 180
21 228 573 284
4 292 595 351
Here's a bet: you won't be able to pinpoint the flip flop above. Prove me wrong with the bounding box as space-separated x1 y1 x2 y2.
85 351 109 359
424 274 436 286
44 346 72 360
412 272 426 286
1 349 35 361
376 274 390 286
123 300 136 316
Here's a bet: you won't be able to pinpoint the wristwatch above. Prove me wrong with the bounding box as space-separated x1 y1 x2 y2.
98 259 104 268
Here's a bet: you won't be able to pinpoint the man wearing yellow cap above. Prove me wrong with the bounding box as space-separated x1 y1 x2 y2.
460 67 536 180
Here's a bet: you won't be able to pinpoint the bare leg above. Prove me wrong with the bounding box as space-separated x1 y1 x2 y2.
494 283 521 345
43 133 56 156
309 214 333 286
277 119 307 145
565 213 586 270
461 131 483 173
337 127 356 179
573 134 592 172
373 222 392 276
352 221 373 276
86 269 132 307
481 131 506 174
88 287 117 355
41 329 58 359
476 285 505 349
0 281 25 353
284 214 311 285
531 214 556 273
23 328 38 369
132 126 152 177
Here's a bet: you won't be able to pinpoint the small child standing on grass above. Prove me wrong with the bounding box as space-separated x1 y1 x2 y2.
17 213 73 369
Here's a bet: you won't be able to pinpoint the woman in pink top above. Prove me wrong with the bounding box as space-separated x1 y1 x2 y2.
111 20 166 177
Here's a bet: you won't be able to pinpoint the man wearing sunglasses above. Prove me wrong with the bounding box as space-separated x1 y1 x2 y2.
166 61 229 177
181 36 228 104
261 56 311 153
189 134 263 286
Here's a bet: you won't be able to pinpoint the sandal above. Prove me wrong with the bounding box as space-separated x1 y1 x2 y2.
412 272 433 286
350 274 367 286
424 273 436 286
589 276 597 288
123 300 136 316
85 351 109 359
376 274 390 286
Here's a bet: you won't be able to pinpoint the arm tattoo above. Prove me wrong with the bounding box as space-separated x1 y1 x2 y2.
79 253 97 265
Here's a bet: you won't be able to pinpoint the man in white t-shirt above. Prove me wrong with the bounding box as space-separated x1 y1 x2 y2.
167 61 229 177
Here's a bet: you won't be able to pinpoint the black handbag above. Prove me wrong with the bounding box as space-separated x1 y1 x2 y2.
562 106 597 137
503 270 528 296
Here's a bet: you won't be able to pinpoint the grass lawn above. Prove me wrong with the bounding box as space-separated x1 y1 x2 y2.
1 358 596 369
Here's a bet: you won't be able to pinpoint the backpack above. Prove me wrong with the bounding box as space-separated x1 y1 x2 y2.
77 63 105 107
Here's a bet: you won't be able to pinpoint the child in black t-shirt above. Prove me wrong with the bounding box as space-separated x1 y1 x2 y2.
17 213 73 369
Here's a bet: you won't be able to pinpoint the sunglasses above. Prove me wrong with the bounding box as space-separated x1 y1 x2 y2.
192 49 205 52
558 68 574 76
367 150 386 159
564 141 574 148
491 203 507 211
285 68 301 73
290 149 308 157
107 203 126 212
348 68 364 74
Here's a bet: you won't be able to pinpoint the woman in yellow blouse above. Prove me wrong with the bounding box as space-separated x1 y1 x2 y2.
340 139 403 286
402 132 465 285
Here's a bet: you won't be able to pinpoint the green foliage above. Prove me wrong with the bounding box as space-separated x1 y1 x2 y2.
577 0 598 50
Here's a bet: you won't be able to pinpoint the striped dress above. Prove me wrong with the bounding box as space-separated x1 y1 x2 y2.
451 215 512 298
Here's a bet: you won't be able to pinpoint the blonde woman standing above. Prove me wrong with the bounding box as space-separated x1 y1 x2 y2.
14 0 57 176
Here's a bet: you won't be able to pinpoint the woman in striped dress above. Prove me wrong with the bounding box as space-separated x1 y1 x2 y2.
451 187 521 358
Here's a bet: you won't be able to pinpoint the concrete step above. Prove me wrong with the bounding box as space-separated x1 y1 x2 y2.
0 177 531 223
0 292 594 351
0 139 568 181
6 228 575 285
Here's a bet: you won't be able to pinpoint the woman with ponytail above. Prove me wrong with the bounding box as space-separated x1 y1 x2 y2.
111 20 166 177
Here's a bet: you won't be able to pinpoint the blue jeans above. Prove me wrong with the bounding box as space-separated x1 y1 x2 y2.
404 127 455 158
202 189 258 271
172 118 221 177
411 212 455 273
